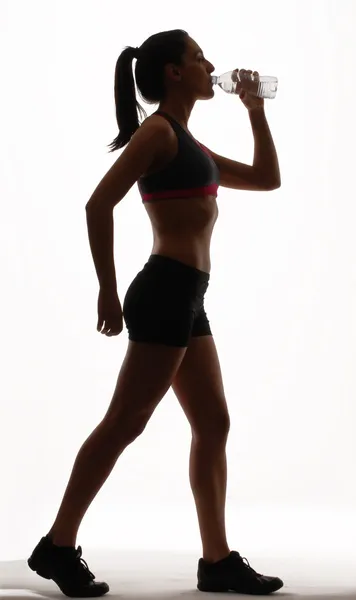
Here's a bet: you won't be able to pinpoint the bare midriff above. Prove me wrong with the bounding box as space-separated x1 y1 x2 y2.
144 194 218 273
141 119 219 274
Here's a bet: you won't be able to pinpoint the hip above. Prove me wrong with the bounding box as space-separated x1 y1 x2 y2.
123 253 210 318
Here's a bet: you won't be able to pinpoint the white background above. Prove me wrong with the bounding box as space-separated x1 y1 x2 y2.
1 0 355 563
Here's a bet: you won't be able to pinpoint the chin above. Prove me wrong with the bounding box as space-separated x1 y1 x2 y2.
199 87 215 100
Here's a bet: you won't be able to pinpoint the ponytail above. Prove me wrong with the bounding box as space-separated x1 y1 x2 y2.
107 46 147 152
107 30 188 153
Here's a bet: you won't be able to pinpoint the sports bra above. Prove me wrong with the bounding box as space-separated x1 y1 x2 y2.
137 110 220 203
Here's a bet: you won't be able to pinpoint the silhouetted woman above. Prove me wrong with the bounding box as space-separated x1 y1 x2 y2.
28 28 281 597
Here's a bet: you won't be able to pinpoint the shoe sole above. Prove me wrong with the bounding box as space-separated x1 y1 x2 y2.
197 579 284 594
198 582 229 592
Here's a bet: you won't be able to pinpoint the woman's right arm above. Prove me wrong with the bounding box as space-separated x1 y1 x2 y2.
85 117 172 294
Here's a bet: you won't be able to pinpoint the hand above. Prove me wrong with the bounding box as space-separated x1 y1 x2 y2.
97 288 123 337
232 68 264 111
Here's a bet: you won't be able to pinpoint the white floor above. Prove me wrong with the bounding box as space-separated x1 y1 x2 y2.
0 549 355 599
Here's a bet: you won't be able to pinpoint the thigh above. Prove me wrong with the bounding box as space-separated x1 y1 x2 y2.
105 340 187 426
171 335 230 437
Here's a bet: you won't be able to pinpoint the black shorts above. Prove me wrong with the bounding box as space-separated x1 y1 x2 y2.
123 254 212 347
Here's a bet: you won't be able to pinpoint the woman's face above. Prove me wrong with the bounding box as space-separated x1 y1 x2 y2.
167 37 216 100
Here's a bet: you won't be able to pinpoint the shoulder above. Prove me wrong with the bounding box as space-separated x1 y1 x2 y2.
142 114 172 130
142 113 175 136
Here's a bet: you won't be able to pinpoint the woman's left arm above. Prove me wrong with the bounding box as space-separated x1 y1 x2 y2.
248 107 281 188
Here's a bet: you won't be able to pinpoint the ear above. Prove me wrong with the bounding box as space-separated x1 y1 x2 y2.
165 63 181 82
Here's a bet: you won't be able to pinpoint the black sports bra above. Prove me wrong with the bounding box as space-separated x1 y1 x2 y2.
138 110 220 203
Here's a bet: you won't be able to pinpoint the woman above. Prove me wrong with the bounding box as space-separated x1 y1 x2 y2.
28 29 282 597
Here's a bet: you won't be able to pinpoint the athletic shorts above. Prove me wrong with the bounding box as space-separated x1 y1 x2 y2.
122 253 212 347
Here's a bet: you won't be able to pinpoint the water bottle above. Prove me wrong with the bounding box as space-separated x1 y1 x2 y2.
212 70 278 99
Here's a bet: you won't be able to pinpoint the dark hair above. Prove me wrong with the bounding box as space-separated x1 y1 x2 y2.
107 29 189 153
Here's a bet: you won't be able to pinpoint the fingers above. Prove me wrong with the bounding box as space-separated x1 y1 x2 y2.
239 69 259 78
106 328 122 337
98 323 123 336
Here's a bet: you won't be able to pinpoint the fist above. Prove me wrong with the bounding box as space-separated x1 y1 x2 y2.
232 68 264 110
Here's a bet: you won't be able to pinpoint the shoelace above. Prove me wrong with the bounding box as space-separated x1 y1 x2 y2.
74 546 95 582
232 552 262 577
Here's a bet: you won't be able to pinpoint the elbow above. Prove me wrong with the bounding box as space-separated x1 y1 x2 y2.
85 198 100 210
85 200 95 210
85 197 118 211
266 178 281 191
85 200 110 212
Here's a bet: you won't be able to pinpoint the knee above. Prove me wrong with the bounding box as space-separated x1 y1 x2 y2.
193 412 230 443
103 411 150 445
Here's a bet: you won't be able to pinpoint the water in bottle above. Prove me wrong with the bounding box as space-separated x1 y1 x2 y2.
212 70 278 99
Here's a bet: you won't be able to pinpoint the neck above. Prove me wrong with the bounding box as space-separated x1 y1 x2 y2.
157 99 195 131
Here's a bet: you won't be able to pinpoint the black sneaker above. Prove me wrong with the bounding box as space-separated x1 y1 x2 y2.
197 550 284 595
28 535 109 597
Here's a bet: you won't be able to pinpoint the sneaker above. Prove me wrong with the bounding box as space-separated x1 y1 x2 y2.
197 550 284 595
28 535 109 597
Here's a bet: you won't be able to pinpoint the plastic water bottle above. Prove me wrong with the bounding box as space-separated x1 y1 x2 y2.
212 70 278 99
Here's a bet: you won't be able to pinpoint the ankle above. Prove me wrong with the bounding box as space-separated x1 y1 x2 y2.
203 550 231 564
47 530 76 548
